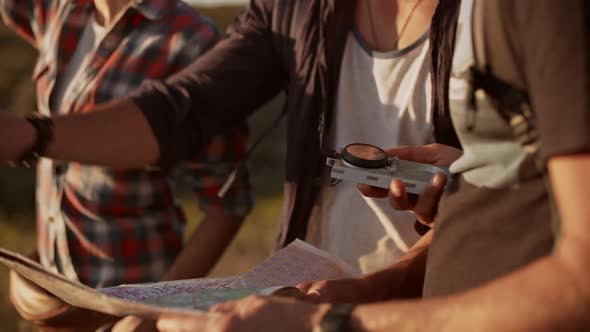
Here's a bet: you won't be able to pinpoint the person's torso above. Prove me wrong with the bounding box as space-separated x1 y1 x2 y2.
268 0 460 247
423 0 554 297
306 30 433 274
33 0 217 287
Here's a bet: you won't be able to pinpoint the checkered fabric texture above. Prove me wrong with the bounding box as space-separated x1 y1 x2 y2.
1 0 252 287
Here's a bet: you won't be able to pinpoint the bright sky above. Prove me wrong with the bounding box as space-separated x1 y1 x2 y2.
187 0 247 6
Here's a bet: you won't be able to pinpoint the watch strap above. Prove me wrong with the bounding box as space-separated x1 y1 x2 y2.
313 303 356 332
17 115 55 168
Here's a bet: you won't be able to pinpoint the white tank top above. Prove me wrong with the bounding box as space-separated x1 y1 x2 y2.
306 29 433 274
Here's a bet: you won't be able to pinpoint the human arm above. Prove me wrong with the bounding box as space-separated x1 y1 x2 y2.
157 1 590 331
358 144 462 224
157 154 590 332
297 144 461 303
298 230 432 304
0 93 160 168
114 172 251 332
343 154 590 332
0 0 285 169
162 133 253 279
161 206 244 281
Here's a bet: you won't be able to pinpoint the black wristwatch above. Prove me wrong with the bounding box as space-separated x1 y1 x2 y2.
15 115 55 168
313 303 356 332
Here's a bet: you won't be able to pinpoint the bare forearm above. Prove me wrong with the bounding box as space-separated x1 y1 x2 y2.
350 250 590 332
162 208 244 281
360 230 432 302
1 99 158 168
348 156 590 331
42 99 159 168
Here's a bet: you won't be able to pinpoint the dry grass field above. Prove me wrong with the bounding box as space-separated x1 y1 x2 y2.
0 5 287 331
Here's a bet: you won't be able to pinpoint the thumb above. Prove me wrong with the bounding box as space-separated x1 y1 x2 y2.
297 281 315 293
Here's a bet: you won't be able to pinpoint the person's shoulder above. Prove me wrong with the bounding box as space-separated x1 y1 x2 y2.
159 0 220 39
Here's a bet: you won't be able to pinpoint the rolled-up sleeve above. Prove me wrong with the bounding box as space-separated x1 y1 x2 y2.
130 0 287 169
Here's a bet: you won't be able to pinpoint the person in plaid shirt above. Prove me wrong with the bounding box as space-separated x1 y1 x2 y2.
1 0 252 327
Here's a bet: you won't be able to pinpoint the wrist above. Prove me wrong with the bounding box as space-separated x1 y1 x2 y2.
312 303 356 332
352 276 382 303
311 304 332 328
15 115 54 167
361 269 405 302
11 117 36 163
347 305 369 332
21 118 37 155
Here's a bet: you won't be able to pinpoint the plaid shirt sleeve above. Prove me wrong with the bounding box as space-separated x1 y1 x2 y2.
169 19 253 218
0 0 56 47
185 129 253 218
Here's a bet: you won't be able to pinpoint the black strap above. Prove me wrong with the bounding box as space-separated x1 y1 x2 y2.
314 303 356 332
15 115 55 168
470 0 560 237
470 67 539 151
414 220 431 236
217 109 288 197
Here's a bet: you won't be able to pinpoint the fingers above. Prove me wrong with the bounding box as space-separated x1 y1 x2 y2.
211 295 266 315
297 280 332 304
297 281 327 303
383 145 436 164
297 281 323 303
297 281 315 293
360 171 447 224
111 316 144 332
413 172 447 224
388 180 413 211
157 314 208 332
357 184 389 198
303 291 323 304
303 284 327 304
384 144 463 167
297 279 368 304
211 300 239 314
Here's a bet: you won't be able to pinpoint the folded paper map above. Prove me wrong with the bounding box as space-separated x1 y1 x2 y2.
0 240 357 318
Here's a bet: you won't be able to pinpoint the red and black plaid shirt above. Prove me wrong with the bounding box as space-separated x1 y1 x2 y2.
1 0 252 287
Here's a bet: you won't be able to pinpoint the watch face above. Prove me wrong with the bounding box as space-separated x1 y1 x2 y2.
341 143 388 169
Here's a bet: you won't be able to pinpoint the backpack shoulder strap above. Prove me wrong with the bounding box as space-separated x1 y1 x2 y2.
472 0 560 236
471 0 539 154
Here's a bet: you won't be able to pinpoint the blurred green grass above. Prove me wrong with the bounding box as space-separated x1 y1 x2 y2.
0 4 286 331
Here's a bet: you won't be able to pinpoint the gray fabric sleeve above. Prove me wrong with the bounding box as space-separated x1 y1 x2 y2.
498 0 590 160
